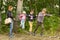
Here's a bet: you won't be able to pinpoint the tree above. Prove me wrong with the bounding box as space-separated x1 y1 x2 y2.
13 0 23 33
0 0 59 34
16 0 23 21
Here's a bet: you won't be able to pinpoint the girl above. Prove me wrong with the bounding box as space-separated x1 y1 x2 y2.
19 11 26 29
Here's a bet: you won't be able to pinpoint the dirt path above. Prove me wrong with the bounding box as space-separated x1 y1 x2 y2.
0 34 60 40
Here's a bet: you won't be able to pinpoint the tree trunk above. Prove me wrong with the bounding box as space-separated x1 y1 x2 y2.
16 0 23 21
13 0 23 33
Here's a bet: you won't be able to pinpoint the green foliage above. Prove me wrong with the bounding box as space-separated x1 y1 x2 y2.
0 0 59 35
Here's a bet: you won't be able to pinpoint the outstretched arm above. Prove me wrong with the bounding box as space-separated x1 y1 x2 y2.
46 14 52 16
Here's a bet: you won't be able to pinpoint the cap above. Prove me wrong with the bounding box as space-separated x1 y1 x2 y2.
22 11 26 14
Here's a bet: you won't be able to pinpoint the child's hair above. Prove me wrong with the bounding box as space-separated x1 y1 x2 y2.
8 5 13 10
30 9 34 12
42 8 47 12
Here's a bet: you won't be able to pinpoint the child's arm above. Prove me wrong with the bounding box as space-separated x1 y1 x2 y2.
26 14 30 17
33 15 37 18
46 14 52 16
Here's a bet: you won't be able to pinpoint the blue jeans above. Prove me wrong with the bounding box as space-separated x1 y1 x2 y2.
20 19 25 29
10 20 13 38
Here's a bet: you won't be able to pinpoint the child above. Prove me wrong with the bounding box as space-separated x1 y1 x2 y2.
19 11 26 29
33 8 52 36
6 5 14 38
28 9 36 34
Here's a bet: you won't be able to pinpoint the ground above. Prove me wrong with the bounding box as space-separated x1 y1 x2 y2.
0 34 60 40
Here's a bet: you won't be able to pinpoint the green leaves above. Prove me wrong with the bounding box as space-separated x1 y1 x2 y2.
0 0 59 34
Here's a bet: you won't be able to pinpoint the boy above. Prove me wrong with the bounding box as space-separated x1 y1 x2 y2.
33 8 52 36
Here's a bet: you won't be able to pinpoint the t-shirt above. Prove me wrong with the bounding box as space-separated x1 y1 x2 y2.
37 12 51 23
28 14 35 21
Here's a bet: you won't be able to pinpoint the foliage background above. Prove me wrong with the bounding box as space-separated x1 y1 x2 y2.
0 0 60 35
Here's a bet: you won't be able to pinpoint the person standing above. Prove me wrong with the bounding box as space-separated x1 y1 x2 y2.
28 9 36 34
19 11 26 29
33 8 52 36
6 5 14 38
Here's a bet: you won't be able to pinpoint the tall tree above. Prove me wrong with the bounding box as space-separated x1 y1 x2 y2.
16 0 23 21
13 0 23 33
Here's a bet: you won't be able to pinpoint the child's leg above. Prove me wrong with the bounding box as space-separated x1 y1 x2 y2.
33 22 40 35
10 20 13 38
29 21 33 32
40 23 44 36
21 20 25 29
